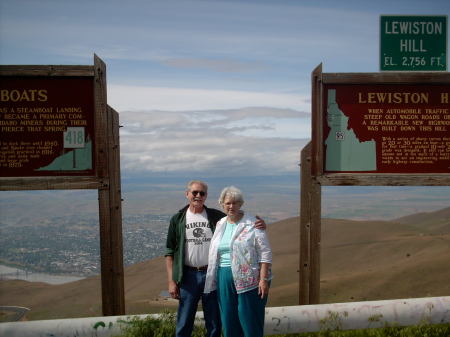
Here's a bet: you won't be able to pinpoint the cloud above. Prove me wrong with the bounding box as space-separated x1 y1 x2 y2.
118 107 311 176
121 132 308 176
221 106 309 119
108 85 309 111
162 58 266 73
119 107 311 137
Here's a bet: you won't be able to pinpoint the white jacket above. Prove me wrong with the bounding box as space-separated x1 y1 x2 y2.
204 214 272 294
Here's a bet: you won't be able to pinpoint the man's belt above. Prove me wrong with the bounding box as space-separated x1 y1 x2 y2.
185 265 208 271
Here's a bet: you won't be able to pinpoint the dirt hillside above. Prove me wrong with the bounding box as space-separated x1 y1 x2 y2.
1 208 449 321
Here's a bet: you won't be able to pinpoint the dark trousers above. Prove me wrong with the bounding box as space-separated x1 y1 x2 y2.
176 267 221 337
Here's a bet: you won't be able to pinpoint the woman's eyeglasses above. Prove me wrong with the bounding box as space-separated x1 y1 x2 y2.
191 190 206 197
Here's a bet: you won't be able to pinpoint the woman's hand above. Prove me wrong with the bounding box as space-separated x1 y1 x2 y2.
258 262 271 298
258 279 269 298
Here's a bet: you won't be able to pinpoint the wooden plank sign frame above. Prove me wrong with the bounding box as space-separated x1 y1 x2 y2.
0 55 125 316
300 65 450 305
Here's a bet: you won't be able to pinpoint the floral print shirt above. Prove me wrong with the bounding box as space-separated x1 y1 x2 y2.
204 214 272 294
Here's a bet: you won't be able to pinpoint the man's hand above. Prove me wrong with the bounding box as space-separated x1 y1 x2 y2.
168 280 180 299
165 256 179 299
254 215 267 230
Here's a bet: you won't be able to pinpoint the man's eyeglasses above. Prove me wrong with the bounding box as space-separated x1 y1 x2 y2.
191 190 206 197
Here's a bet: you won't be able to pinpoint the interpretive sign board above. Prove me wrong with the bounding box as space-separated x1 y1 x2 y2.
323 84 449 173
310 68 450 185
300 65 450 305
0 77 95 176
380 15 447 71
0 56 125 316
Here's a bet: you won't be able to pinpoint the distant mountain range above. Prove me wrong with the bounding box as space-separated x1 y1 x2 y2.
1 206 449 321
1 175 450 224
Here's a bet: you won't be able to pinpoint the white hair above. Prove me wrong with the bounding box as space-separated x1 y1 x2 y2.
186 180 208 192
218 186 244 206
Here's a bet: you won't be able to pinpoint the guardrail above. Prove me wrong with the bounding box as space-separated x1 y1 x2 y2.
1 296 449 336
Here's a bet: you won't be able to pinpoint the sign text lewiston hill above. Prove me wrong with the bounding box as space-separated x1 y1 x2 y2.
380 15 447 71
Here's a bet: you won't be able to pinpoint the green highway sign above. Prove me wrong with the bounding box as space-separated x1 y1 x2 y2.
380 15 447 71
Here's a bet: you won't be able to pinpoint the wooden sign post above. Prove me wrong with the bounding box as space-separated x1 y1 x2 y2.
0 55 125 316
299 65 450 304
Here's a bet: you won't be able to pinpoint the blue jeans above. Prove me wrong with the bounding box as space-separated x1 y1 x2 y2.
176 267 221 337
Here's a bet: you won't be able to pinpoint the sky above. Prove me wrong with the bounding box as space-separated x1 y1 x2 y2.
1 0 449 177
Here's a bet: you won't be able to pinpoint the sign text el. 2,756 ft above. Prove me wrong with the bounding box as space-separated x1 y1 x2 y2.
380 15 447 71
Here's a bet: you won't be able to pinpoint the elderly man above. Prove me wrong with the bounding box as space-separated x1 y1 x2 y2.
165 180 266 337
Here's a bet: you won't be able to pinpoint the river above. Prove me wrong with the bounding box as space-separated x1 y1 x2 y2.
0 265 85 285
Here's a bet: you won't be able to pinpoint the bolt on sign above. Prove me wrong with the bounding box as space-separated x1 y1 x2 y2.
380 15 447 71
0 77 95 177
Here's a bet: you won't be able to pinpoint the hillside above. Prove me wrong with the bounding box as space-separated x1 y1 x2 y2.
393 206 450 234
1 207 449 321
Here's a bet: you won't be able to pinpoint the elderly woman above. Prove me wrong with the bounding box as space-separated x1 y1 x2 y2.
204 186 272 337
